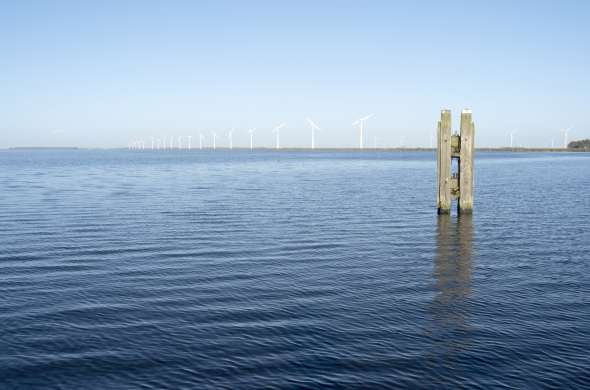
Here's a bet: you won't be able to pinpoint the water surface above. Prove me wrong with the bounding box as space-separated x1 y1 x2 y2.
1 150 589 389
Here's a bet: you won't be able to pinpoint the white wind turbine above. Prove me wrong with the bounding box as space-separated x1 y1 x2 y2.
150 136 155 150
228 128 234 150
212 132 217 150
306 118 321 149
177 136 183 150
199 132 204 150
131 140 144 150
561 128 569 148
352 114 374 149
273 123 286 149
509 132 515 148
187 135 192 150
248 128 256 151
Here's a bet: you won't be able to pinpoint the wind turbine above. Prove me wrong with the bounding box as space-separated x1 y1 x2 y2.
177 136 183 150
199 132 204 150
273 123 286 149
248 128 256 151
352 114 374 149
187 135 192 150
212 132 217 150
509 132 514 148
561 128 569 148
228 128 234 150
306 118 321 149
150 136 155 150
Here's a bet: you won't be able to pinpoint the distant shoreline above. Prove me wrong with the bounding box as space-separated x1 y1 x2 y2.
8 146 80 150
4 146 589 152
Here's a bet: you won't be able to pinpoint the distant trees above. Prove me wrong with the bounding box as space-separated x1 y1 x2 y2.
568 139 590 149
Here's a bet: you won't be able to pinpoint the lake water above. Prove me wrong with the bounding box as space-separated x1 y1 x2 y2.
1 150 589 389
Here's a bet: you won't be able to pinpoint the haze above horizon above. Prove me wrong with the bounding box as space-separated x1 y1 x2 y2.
1 1 588 148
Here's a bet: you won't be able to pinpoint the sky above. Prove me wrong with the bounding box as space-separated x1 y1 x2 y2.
1 0 589 148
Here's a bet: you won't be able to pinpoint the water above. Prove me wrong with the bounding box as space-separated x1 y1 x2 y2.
1 150 589 389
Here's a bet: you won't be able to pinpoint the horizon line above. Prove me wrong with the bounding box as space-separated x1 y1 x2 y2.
4 146 588 153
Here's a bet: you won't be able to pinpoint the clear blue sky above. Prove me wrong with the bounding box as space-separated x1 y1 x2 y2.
1 0 588 148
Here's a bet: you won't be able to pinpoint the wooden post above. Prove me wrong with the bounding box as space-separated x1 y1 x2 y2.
437 110 452 214
459 110 474 213
437 109 475 214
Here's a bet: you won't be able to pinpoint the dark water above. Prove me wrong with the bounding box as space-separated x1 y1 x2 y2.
1 150 589 389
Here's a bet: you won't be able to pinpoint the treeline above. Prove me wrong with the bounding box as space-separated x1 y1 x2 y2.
568 139 590 149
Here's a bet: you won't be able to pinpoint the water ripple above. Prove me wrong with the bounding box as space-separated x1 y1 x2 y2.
0 150 589 389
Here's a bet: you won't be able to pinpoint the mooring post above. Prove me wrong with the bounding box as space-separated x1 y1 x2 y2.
459 110 475 213
437 110 452 214
437 109 474 214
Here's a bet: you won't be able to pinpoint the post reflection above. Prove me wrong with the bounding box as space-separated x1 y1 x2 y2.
431 213 474 351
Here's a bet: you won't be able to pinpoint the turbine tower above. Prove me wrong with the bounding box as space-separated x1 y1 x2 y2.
177 136 183 150
273 123 286 149
150 136 155 150
199 132 204 150
212 132 217 150
561 129 569 148
248 128 256 151
187 135 192 150
228 128 234 150
352 114 374 149
510 132 514 148
306 118 321 149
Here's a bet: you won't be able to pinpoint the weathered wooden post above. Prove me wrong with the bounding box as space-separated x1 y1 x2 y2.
437 110 452 214
459 110 475 213
436 109 475 214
